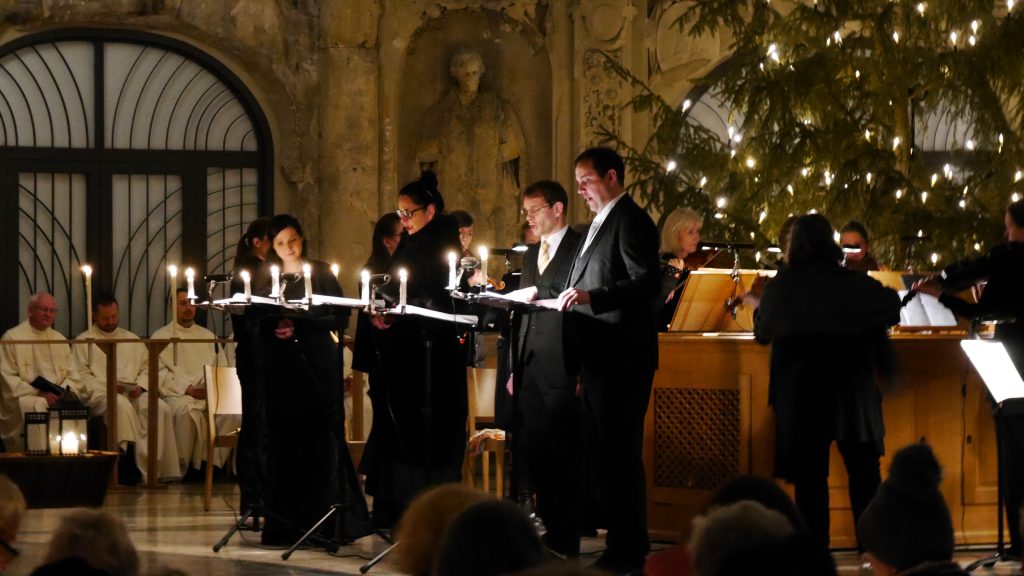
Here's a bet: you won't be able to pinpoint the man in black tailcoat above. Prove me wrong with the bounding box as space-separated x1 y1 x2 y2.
507 180 583 556
555 147 661 573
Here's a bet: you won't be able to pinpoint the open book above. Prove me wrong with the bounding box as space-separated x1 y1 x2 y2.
897 291 958 327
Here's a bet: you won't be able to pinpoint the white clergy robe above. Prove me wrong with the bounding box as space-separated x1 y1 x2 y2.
0 321 80 450
151 322 236 474
73 325 181 481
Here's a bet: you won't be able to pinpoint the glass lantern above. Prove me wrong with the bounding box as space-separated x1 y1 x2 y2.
24 412 49 455
48 406 88 456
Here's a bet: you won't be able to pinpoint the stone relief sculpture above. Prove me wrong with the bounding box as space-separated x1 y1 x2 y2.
417 48 526 246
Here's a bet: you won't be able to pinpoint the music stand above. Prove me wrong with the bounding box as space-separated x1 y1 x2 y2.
205 292 371 558
357 297 478 573
960 336 1024 571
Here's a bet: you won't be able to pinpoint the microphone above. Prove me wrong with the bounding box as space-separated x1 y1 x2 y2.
460 256 481 270
204 273 233 283
368 273 391 286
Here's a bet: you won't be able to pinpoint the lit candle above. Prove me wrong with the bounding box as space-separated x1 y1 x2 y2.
331 263 340 279
168 265 178 325
81 265 93 328
448 251 457 289
399 268 408 310
478 246 489 291
270 265 281 298
240 270 251 301
185 267 196 300
361 269 370 305
61 431 79 456
303 263 313 301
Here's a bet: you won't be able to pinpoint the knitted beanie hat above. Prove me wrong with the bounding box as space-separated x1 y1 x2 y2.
857 443 954 572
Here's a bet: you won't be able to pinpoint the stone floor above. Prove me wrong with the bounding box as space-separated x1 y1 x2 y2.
6 482 1023 575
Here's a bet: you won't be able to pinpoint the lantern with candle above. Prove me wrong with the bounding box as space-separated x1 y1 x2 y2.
24 412 49 455
48 406 88 455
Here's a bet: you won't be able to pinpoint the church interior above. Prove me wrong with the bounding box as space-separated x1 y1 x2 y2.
2 1 1023 575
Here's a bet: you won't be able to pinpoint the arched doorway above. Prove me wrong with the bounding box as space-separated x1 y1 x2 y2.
0 28 273 337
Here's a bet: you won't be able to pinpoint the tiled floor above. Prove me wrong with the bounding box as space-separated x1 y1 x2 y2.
6 482 1023 575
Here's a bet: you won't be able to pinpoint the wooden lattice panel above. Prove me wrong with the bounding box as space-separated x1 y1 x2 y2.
653 387 740 490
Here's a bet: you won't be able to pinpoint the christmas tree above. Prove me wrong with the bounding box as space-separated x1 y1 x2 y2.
600 0 1024 269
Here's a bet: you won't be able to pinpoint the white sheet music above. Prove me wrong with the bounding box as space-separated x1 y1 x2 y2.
897 291 958 327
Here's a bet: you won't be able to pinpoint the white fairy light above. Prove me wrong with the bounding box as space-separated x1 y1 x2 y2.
730 149 737 159
767 43 780 63
1015 169 1023 183
892 31 900 43
714 212 725 220
866 172 873 184
971 20 980 33
968 35 977 46
864 129 872 141
942 164 952 179
916 2 926 15
824 170 833 186
800 167 811 177
759 210 768 223
921 191 929 203
716 196 728 209
786 184 795 195
833 30 842 44
682 99 692 112
918 229 925 238
895 189 904 200
966 139 976 150
808 208 818 214
1013 192 1022 202
855 69 861 79
959 199 967 208
666 160 677 172
833 231 841 243
892 136 902 150
699 176 708 188
745 156 757 169
930 173 939 187
999 133 1004 153
949 30 958 46
974 242 982 251
930 252 939 265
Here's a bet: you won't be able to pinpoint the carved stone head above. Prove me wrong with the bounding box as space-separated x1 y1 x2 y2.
449 48 485 94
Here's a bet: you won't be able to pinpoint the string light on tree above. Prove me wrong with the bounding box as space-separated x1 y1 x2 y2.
921 191 929 203
916 2 926 15
665 160 677 172
895 189 904 200
1013 192 1022 202
930 252 940 266
682 99 692 112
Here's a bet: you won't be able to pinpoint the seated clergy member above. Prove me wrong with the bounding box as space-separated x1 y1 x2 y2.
74 294 180 482
151 289 233 478
0 293 80 450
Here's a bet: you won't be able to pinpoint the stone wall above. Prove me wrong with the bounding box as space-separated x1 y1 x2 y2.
0 0 733 292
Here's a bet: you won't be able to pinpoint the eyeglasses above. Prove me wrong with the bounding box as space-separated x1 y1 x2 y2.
396 206 426 219
521 204 550 217
30 305 57 314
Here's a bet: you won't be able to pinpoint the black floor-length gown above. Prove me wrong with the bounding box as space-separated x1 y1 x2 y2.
357 214 468 528
254 260 371 545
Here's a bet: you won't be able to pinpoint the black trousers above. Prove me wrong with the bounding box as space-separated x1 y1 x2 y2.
999 413 1024 555
519 377 581 551
791 438 881 551
581 365 655 565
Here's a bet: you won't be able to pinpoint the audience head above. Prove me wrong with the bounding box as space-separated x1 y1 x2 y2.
522 180 569 239
450 210 475 252
42 509 139 576
233 216 271 267
661 207 703 259
705 475 804 532
840 221 871 263
785 214 843 269
268 214 307 267
431 499 545 576
688 500 795 576
398 171 445 235
858 443 954 575
574 147 626 213
394 483 491 576
93 293 120 333
0 475 25 571
1007 199 1024 242
27 292 58 332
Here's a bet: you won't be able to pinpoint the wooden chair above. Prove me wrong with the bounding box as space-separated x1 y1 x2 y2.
203 365 242 511
463 367 506 496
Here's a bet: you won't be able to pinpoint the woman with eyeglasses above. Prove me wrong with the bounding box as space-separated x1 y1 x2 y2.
253 214 370 545
360 171 468 530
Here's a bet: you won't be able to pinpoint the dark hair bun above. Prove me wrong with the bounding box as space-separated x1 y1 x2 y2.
887 443 942 496
420 170 439 190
